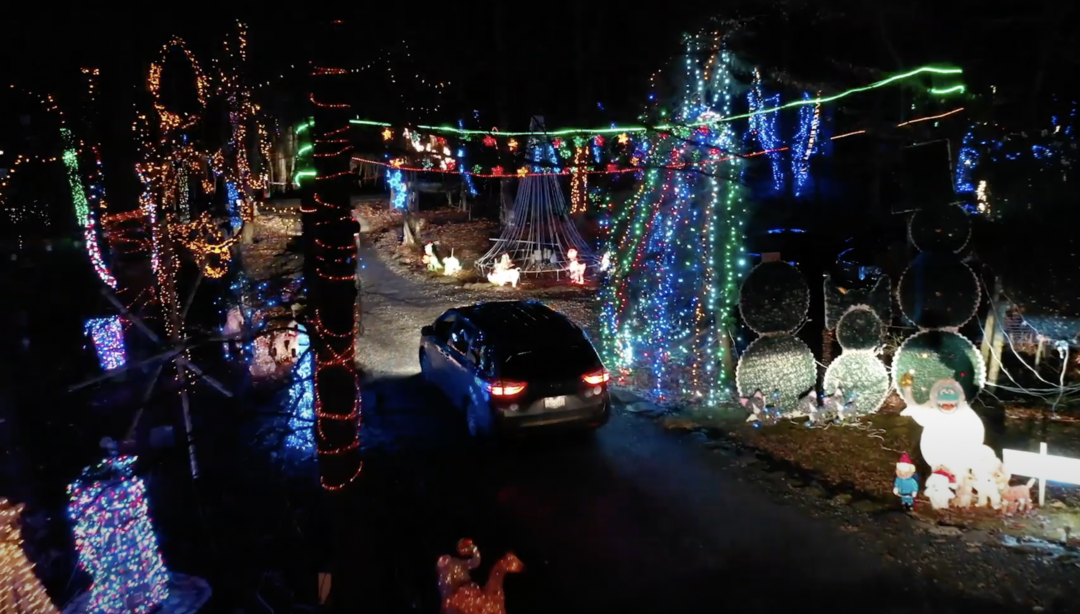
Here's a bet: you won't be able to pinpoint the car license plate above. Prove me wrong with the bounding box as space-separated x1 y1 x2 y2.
544 396 566 409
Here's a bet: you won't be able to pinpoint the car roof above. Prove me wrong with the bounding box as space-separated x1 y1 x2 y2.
453 300 584 346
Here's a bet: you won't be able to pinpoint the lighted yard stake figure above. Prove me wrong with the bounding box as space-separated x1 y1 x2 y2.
899 375 988 477
67 455 170 614
422 242 443 271
893 452 920 511
443 250 462 276
567 248 586 285
487 254 520 288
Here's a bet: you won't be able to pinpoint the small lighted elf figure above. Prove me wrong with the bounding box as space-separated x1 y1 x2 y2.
924 466 958 510
567 248 586 285
422 242 443 271
487 253 520 288
443 249 462 276
893 452 920 511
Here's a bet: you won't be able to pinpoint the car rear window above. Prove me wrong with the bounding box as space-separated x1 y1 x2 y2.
500 343 601 380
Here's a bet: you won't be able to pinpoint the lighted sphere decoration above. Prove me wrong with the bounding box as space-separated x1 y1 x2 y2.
908 204 971 254
67 456 170 614
823 274 891 330
892 330 986 405
897 252 980 329
736 335 817 412
736 261 815 414
835 305 884 351
738 261 809 335
823 305 891 415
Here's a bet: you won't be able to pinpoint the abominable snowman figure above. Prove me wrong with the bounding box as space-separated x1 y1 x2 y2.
899 377 987 477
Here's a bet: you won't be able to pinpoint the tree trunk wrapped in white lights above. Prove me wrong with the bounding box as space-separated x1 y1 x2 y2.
0 499 60 614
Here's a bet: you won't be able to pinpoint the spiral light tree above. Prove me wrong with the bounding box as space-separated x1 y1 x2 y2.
823 305 892 415
893 205 986 403
736 261 817 423
0 499 60 614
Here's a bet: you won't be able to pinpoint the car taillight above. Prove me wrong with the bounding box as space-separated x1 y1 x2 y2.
486 380 527 396
582 369 610 385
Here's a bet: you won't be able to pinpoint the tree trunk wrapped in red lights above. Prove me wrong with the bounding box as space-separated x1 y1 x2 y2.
302 21 362 492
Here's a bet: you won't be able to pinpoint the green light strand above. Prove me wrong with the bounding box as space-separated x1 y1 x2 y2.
349 66 963 137
297 144 313 156
930 85 965 95
295 170 317 184
61 129 90 227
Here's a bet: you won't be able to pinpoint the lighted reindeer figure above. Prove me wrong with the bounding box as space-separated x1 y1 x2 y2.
567 248 586 285
487 253 520 288
438 540 524 614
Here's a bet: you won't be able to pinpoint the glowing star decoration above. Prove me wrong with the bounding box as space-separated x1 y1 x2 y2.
507 139 519 151
67 456 170 614
422 242 443 271
0 498 61 614
483 135 497 147
567 248 586 284
84 317 127 371
899 376 989 476
487 254 520 288
382 128 393 141
617 133 630 145
516 167 528 177
492 166 504 176
443 251 462 276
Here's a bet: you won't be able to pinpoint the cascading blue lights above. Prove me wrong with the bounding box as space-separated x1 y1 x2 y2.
790 92 821 197
456 120 478 196
387 168 407 209
225 181 242 232
954 129 978 194
286 327 314 452
746 71 784 192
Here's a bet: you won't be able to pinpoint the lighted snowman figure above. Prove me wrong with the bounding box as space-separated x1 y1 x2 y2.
899 374 986 476
567 248 586 285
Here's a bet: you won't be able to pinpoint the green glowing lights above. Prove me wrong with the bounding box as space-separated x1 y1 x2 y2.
349 65 963 137
930 85 965 95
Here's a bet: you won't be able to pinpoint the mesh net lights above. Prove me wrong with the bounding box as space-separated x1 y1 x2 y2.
66 456 170 614
475 173 596 277
0 499 60 614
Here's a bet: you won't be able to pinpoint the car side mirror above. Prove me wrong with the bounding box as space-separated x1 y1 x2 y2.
421 325 434 337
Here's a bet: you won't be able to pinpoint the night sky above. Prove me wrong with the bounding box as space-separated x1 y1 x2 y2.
2 4 718 130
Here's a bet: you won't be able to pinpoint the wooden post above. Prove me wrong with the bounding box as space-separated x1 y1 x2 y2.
986 276 1006 386
1038 441 1048 507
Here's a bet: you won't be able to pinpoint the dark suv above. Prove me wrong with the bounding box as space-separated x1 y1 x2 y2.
419 300 611 437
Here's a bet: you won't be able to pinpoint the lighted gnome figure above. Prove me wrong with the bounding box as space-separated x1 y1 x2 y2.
567 248 587 285
924 466 958 510
899 374 987 478
443 250 462 276
423 242 443 271
487 253 520 288
893 452 920 511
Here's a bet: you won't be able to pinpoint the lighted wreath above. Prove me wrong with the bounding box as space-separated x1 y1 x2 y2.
738 261 810 335
892 330 986 405
736 335 817 413
897 252 980 329
908 204 971 254
836 305 884 351
823 352 891 415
